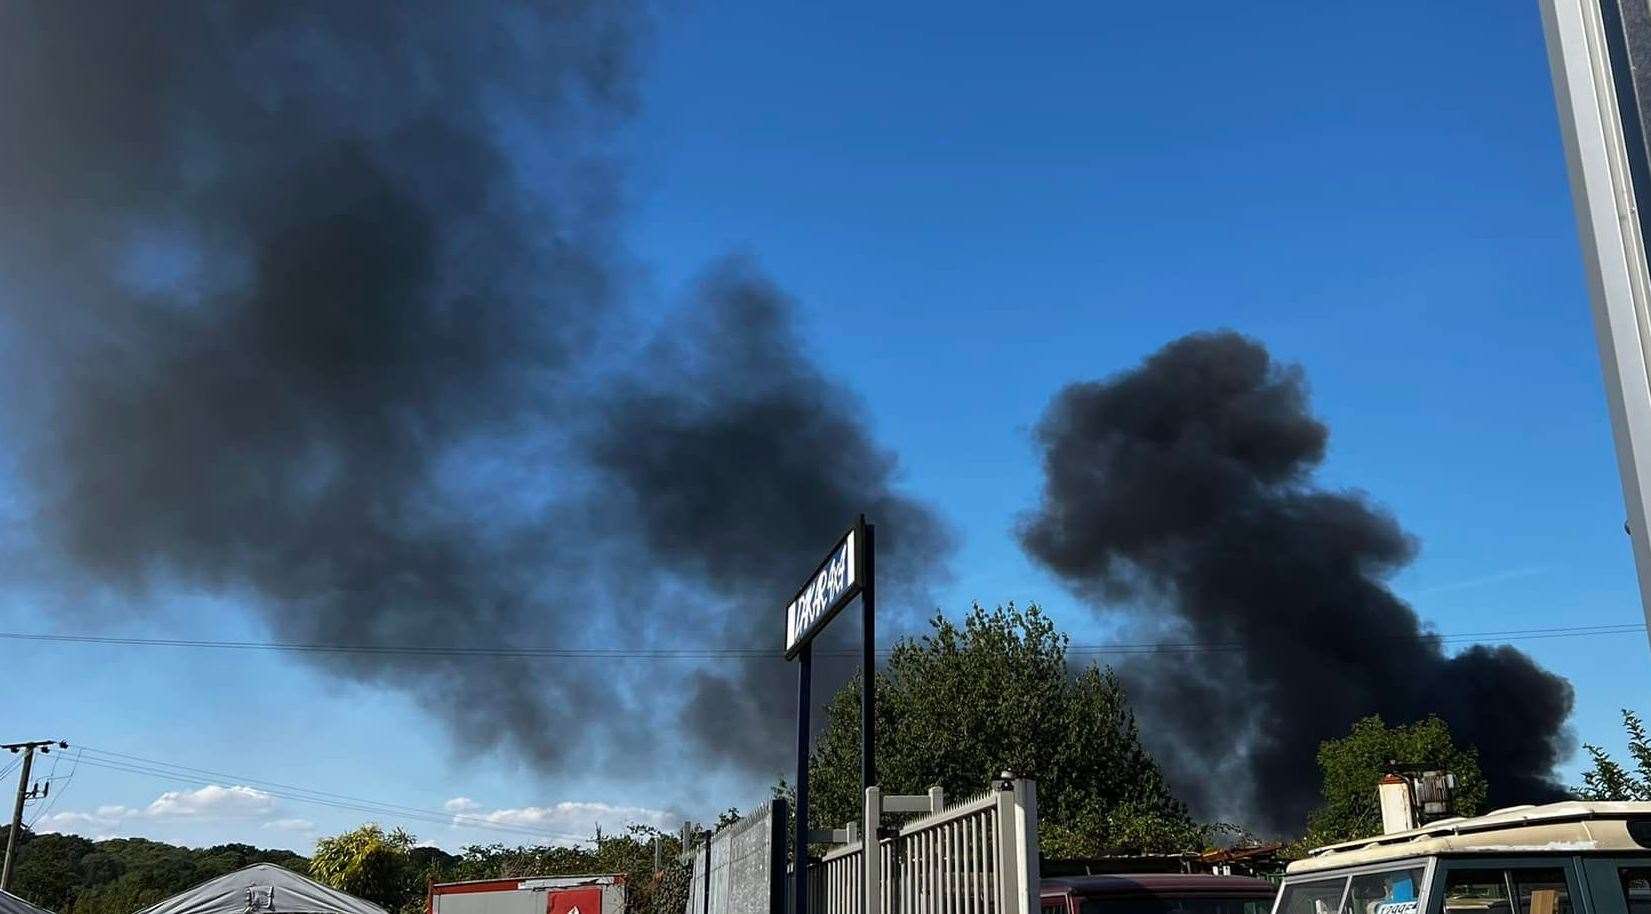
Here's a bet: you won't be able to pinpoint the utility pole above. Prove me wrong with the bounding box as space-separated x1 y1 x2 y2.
2 740 65 892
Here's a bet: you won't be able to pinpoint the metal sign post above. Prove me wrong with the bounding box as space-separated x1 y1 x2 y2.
784 516 873 914
793 642 812 914
858 523 877 914
1543 0 1651 647
859 522 876 797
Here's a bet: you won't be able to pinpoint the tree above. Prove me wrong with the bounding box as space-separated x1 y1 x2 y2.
1 827 306 914
1303 715 1487 847
309 825 433 914
807 603 1207 855
444 825 685 914
1576 708 1651 801
12 818 684 914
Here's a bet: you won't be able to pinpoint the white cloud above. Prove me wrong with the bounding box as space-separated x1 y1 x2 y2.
36 785 283 839
36 804 145 841
37 810 124 832
263 818 316 832
448 800 673 843
146 785 276 819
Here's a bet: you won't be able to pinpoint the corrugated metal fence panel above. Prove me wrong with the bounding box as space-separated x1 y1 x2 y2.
691 803 779 914
690 846 706 914
729 804 778 914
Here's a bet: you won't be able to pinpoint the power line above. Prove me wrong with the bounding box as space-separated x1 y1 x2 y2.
17 623 1644 847
66 756 542 838
1066 622 1647 654
75 746 544 834
57 746 587 843
0 621 1642 660
62 755 556 841
3 740 65 891
31 751 61 806
27 747 79 830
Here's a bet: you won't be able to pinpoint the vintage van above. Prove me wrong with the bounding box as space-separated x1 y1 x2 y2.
1276 803 1651 914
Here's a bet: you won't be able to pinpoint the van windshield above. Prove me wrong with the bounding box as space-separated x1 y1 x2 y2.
1346 867 1424 914
1279 879 1347 914
1078 897 1273 914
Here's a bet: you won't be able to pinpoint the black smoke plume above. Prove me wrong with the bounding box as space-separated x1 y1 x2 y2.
1019 331 1574 831
589 262 952 772
0 4 947 779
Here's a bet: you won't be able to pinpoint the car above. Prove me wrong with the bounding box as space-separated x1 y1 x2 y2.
1276 802 1651 914
1041 874 1279 914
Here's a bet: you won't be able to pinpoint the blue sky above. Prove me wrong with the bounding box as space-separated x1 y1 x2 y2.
4 0 1648 851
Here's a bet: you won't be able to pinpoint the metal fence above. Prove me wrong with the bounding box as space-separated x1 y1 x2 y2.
798 778 1039 914
689 800 788 914
883 788 1002 914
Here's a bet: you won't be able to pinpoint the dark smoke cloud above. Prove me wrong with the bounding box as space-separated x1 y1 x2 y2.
0 1 644 772
589 262 952 771
0 4 948 780
1019 331 1574 831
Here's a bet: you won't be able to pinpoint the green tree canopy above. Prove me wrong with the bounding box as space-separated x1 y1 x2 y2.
443 825 686 914
1303 715 1487 848
807 603 1206 855
1575 708 1651 801
308 825 428 914
2 827 306 914
6 820 688 914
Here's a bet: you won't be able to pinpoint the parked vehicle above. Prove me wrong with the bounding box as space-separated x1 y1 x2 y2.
1276 802 1651 914
1041 874 1278 914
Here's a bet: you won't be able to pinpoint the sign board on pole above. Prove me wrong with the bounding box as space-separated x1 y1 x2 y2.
1543 0 1651 648
784 517 873 914
783 526 863 658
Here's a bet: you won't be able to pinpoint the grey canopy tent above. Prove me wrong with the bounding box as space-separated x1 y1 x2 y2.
131 864 387 914
0 889 54 914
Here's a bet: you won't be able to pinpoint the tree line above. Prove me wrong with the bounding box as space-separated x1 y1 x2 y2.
2 823 688 914
9 604 1644 914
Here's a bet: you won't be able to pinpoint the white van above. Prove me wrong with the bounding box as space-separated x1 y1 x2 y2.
1275 803 1651 914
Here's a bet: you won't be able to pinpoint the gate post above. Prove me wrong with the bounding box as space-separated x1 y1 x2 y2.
703 830 714 914
1012 779 1039 914
993 779 1017 914
864 787 881 914
993 775 1039 914
771 799 790 914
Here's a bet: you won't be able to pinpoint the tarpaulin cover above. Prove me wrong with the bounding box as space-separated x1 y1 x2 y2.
1 889 54 914
131 864 387 914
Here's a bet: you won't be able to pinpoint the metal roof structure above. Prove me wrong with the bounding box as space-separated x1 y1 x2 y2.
0 889 54 914
1040 875 1277 896
1287 801 1651 875
130 864 387 914
430 877 623 891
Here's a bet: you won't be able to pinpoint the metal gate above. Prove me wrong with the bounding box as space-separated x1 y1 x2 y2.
798 777 1039 914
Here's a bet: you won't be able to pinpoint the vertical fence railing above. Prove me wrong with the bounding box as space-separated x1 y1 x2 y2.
885 789 999 914
815 840 864 914
791 778 1037 914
